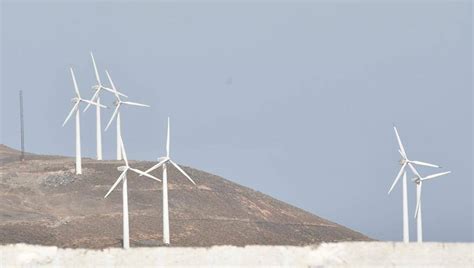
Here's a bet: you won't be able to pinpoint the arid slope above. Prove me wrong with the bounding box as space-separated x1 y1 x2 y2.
0 145 370 248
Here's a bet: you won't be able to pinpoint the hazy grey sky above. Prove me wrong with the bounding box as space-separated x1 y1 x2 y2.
1 1 472 242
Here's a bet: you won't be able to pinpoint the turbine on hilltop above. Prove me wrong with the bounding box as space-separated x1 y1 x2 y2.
62 68 105 174
104 71 149 160
141 117 197 245
104 134 161 249
83 52 127 160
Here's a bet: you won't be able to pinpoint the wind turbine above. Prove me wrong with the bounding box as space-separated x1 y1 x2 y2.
104 134 161 249
84 52 127 160
387 126 441 243
104 70 149 160
141 117 196 245
410 168 451 243
62 68 105 174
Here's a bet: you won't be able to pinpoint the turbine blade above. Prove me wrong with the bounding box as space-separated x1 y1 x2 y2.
407 163 422 178
388 163 406 194
393 126 407 159
130 168 162 182
414 181 422 218
105 70 121 101
398 149 406 159
422 171 451 181
70 68 80 98
104 170 127 199
411 160 440 168
142 158 168 175
91 52 101 85
81 99 106 108
170 160 196 185
119 134 128 167
121 101 150 107
83 89 100 112
166 117 170 158
105 105 120 131
62 102 79 127
102 86 128 98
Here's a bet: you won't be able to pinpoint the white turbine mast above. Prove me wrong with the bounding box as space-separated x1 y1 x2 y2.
84 52 128 160
141 117 196 245
62 68 105 174
387 126 441 243
104 134 161 249
104 70 150 160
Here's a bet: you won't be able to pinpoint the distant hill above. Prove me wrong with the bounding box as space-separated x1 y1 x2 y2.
0 145 371 248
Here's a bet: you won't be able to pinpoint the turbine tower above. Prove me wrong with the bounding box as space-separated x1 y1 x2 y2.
84 52 127 160
410 168 451 243
142 117 196 245
104 134 161 249
63 68 105 174
388 126 441 243
104 71 149 160
19 90 25 161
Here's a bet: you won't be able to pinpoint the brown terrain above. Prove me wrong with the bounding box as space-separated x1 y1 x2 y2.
0 144 371 248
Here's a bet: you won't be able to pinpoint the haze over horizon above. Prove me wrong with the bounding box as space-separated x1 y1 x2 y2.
1 1 472 242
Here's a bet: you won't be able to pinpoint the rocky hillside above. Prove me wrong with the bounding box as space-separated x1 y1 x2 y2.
0 145 371 248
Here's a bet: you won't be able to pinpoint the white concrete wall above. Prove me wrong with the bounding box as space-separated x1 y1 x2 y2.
1 242 473 267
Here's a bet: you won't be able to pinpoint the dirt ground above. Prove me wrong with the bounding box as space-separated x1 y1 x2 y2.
0 145 371 248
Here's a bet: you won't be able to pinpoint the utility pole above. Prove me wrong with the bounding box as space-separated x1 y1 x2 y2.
19 90 25 161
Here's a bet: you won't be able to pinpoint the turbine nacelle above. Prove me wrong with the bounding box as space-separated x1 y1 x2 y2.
158 156 169 162
117 166 128 172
